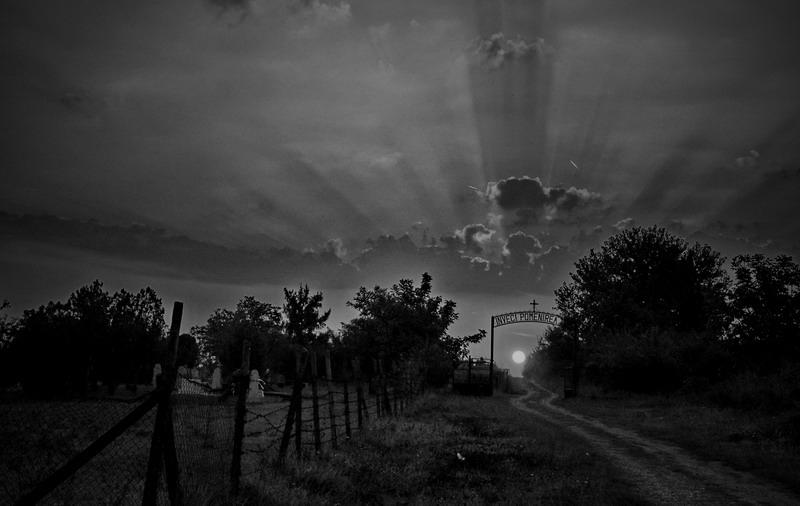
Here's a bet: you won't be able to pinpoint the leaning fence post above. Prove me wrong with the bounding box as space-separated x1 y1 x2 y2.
230 339 251 497
143 301 184 506
277 353 308 464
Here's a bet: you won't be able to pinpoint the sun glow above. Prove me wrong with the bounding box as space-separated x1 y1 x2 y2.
512 350 526 364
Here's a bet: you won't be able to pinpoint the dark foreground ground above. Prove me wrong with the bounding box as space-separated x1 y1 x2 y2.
519 380 800 505
239 383 642 505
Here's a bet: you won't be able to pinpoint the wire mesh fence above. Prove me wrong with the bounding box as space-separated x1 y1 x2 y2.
0 394 157 506
235 358 425 488
1 346 427 506
169 374 237 504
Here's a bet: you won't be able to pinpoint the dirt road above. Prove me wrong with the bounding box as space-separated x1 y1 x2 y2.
513 380 800 505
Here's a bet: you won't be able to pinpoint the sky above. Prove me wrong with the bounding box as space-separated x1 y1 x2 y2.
2 0 800 373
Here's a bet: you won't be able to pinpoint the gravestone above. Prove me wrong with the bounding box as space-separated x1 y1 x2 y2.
248 369 263 398
211 367 222 390
152 363 162 388
191 367 200 379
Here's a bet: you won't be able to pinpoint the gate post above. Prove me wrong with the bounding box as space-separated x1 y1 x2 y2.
489 317 494 395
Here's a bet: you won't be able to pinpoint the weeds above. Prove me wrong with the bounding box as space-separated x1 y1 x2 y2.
236 392 643 505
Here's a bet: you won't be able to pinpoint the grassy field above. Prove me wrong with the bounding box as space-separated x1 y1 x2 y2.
551 380 800 496
237 388 644 505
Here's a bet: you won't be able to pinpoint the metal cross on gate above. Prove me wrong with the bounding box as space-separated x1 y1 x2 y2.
529 299 538 312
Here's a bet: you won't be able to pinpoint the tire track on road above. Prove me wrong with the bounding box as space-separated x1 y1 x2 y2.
511 380 799 505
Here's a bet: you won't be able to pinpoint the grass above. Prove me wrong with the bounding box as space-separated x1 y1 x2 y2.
551 378 800 495
236 390 644 505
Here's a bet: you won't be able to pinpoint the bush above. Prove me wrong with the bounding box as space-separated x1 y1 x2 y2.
706 365 800 412
582 329 727 394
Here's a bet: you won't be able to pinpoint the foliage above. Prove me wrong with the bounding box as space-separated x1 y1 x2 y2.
340 273 472 384
549 227 731 392
8 281 165 396
523 327 573 381
283 284 331 349
729 254 800 371
0 300 18 387
193 296 285 377
104 287 164 388
556 226 730 338
176 333 200 368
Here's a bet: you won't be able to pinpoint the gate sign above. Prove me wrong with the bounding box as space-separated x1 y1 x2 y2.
492 311 561 327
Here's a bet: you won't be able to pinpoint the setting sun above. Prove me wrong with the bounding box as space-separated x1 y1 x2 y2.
512 350 526 364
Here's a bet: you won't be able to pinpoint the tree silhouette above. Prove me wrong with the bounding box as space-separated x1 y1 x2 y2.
556 226 729 339
730 254 800 370
193 296 284 376
9 281 166 396
283 285 331 349
554 227 730 392
341 273 467 383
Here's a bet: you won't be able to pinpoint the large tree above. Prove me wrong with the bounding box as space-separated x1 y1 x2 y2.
340 273 473 383
554 227 730 391
104 287 165 387
193 296 285 376
729 254 800 370
9 281 166 396
556 226 730 338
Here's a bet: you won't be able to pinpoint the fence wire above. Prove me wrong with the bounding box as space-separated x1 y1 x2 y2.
0 363 425 505
169 373 237 504
0 394 156 506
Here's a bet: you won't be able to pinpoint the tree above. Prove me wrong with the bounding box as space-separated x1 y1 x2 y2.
729 254 800 370
104 287 165 389
13 301 80 396
524 326 574 381
69 280 112 391
0 300 18 387
341 273 468 384
556 226 729 338
194 296 284 377
176 333 200 368
554 227 730 392
10 281 166 396
283 285 331 349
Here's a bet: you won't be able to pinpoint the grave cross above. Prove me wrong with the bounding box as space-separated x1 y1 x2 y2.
529 299 538 312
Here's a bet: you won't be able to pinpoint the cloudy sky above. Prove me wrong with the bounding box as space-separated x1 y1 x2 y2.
3 0 800 370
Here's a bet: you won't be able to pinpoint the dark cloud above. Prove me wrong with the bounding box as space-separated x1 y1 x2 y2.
0 212 356 288
485 176 603 226
454 223 495 254
502 231 542 268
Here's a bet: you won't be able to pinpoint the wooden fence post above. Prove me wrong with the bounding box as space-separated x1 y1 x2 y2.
310 352 321 454
342 380 351 439
324 349 333 381
230 340 250 496
143 301 184 506
277 353 308 464
295 350 304 458
324 348 337 448
352 358 364 428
